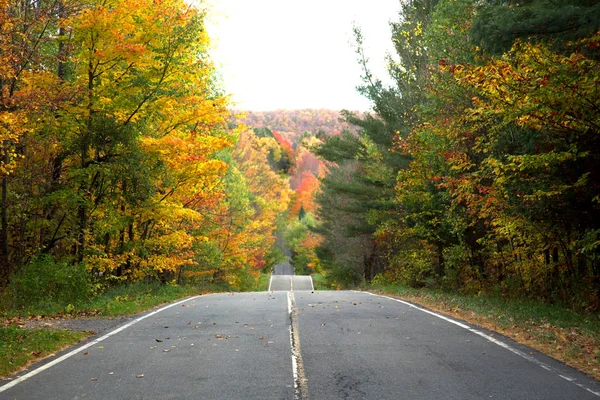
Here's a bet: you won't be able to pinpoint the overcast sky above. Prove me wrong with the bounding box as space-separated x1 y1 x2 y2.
205 0 400 111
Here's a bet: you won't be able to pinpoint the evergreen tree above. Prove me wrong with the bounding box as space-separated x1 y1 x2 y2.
471 0 600 54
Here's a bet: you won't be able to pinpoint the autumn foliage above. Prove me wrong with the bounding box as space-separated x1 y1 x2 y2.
0 0 288 291
311 0 600 311
239 109 358 142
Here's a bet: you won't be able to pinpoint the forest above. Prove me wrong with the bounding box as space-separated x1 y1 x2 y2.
239 109 359 141
1 0 599 317
304 0 600 312
0 0 293 311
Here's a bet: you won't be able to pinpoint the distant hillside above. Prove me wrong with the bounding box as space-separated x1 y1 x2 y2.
237 109 358 141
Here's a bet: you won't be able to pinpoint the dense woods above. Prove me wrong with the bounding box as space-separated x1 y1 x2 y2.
239 109 359 143
2 0 599 316
0 0 290 303
309 0 600 311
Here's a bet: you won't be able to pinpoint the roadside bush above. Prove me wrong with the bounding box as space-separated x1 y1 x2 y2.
326 259 364 287
7 255 90 312
387 249 435 288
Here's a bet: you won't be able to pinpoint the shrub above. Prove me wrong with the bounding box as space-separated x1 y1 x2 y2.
8 255 90 312
387 249 435 288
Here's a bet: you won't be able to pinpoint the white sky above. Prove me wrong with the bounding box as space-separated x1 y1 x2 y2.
205 0 400 111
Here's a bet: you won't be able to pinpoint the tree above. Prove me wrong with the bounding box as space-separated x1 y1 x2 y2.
471 0 600 55
0 0 238 288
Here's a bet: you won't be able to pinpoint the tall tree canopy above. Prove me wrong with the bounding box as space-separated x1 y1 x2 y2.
311 0 600 310
0 0 288 291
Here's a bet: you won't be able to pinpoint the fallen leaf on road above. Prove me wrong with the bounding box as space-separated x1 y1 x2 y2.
98 346 104 349
215 334 223 339
162 349 171 352
136 374 144 378
108 372 114 375
83 352 88 355
155 339 163 342
259 337 264 340
150 346 157 349
91 378 97 381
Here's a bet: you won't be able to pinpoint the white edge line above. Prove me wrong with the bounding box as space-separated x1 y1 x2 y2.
309 276 314 291
0 294 205 394
268 275 273 292
287 291 292 315
290 276 294 292
355 291 600 397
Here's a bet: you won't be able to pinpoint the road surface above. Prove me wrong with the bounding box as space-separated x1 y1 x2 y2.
273 259 294 276
1 291 599 399
269 258 313 291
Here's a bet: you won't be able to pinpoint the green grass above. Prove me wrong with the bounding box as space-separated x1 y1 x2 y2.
1 280 231 318
0 325 87 377
85 281 215 317
257 273 271 291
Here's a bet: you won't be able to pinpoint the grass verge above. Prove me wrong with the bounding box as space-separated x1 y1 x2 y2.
256 273 271 291
0 281 229 319
368 283 600 381
0 326 88 378
85 281 217 317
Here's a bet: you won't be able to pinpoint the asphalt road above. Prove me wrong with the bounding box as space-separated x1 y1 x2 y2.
1 291 599 400
269 275 313 291
273 261 294 276
270 258 313 291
